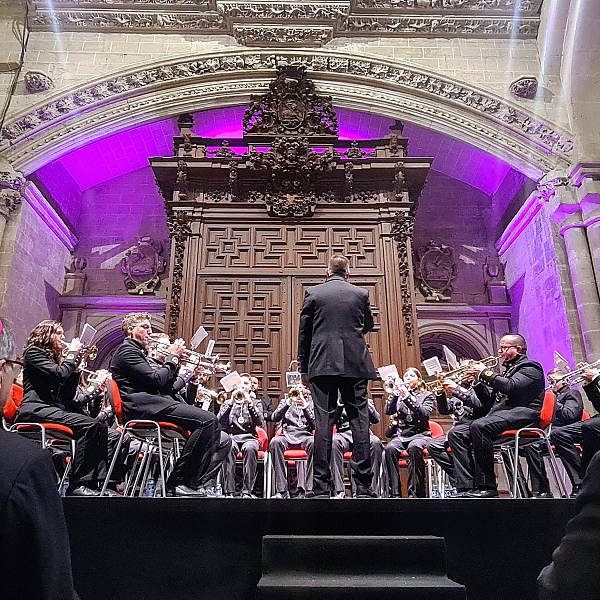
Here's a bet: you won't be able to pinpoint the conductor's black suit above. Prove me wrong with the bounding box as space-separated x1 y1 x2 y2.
298 274 377 496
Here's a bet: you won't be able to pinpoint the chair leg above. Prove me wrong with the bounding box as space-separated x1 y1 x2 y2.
100 429 128 496
543 438 569 498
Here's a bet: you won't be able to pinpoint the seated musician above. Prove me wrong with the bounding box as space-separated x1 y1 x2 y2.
110 312 224 497
332 397 383 498
16 320 113 496
218 374 266 498
384 367 435 498
459 334 544 498
427 370 494 497
269 384 315 499
521 368 583 497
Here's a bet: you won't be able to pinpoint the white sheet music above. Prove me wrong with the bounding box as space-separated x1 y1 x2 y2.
190 326 208 350
443 345 458 371
422 356 443 377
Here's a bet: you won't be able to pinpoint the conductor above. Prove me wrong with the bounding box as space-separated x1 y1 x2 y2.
298 255 378 498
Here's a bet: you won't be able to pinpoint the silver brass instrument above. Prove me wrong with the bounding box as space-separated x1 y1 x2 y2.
155 340 231 375
424 356 499 393
196 385 228 405
552 360 600 387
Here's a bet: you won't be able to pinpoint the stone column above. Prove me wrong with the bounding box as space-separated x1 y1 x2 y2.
574 169 600 289
551 181 600 362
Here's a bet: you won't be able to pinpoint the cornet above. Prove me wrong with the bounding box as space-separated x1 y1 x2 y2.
196 385 228 405
550 360 600 387
383 377 408 397
155 340 231 375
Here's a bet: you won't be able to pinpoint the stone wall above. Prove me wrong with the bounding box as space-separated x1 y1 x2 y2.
0 201 71 352
498 201 576 372
413 171 497 305
75 166 170 297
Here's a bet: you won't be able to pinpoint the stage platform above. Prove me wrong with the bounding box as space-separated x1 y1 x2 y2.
64 497 576 600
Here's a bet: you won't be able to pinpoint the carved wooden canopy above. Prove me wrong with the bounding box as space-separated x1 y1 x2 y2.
151 66 432 219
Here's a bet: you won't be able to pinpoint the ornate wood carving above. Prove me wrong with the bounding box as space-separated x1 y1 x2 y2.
391 211 416 346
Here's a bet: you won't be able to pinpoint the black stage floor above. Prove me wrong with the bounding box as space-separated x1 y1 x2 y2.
64 498 576 600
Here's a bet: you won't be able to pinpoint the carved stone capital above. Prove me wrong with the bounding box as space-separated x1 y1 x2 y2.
0 189 22 221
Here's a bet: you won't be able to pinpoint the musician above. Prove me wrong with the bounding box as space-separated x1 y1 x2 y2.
427 372 494 495
269 385 315 499
298 254 378 498
332 398 383 498
384 368 435 498
16 320 112 496
218 374 266 497
250 376 274 422
0 318 81 600
459 334 545 498
110 312 223 497
575 364 600 478
521 368 583 497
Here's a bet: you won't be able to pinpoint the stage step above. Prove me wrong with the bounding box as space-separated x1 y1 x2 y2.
256 535 466 599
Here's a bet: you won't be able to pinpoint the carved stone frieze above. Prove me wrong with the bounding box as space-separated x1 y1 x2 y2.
24 71 54 94
510 76 538 100
0 161 26 221
0 189 23 221
537 176 569 202
234 25 333 47
0 51 572 170
28 0 540 38
353 0 541 11
343 16 538 37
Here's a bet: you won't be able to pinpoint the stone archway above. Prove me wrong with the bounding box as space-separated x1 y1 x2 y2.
1 49 573 181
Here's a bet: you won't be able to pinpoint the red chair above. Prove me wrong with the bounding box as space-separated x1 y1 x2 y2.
4 384 76 492
266 428 310 498
101 379 190 497
396 420 445 498
494 391 568 498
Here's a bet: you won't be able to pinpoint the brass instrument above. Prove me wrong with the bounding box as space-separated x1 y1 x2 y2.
61 340 98 362
288 385 308 404
551 360 600 387
424 356 500 393
155 341 231 375
196 385 228 405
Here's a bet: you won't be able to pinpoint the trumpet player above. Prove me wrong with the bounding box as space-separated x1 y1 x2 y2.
268 385 315 499
111 313 224 497
456 334 545 498
384 368 435 498
16 320 113 496
521 368 583 498
426 369 494 496
218 374 266 498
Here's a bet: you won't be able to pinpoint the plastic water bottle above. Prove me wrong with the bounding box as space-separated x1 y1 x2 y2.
444 484 453 498
59 478 69 497
214 483 223 497
430 484 440 499
144 479 156 498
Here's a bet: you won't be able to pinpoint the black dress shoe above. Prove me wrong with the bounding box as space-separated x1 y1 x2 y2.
535 492 554 499
305 490 331 499
466 489 499 498
167 485 206 497
355 486 377 499
68 486 101 497
570 485 581 498
452 490 475 498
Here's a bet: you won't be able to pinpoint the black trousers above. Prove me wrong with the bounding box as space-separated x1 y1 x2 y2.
154 403 220 488
332 432 382 496
581 415 600 475
310 376 373 495
17 405 109 490
549 421 583 487
521 441 550 493
446 422 476 491
426 436 456 487
385 435 429 497
469 409 538 490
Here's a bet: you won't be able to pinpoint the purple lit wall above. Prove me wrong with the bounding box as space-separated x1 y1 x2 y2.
498 203 575 373
75 167 170 296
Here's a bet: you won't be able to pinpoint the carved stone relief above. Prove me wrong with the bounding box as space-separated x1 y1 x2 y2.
120 237 167 295
24 71 54 94
510 76 538 100
166 212 192 338
233 25 333 47
415 240 458 302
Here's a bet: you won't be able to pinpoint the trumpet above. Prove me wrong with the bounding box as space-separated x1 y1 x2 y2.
550 360 600 387
61 340 98 362
383 377 408 396
424 356 499 393
155 341 231 375
196 385 228 405
288 385 308 404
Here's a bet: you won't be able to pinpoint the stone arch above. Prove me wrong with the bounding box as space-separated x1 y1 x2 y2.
418 321 494 365
1 49 573 180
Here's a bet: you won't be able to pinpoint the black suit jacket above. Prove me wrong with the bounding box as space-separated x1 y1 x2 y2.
18 346 82 416
538 450 600 600
476 354 545 414
553 386 583 427
583 375 600 414
0 430 79 600
110 337 184 418
298 275 377 380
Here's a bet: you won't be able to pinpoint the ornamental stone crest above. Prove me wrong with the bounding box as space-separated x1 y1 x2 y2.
415 240 457 302
121 237 167 294
243 66 338 138
24 71 54 94
510 76 538 100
